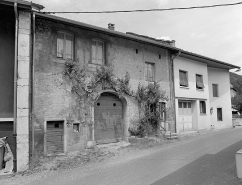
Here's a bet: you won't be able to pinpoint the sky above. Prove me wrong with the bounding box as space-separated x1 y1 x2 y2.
32 0 242 74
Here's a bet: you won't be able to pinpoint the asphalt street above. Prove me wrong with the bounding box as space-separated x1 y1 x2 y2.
31 127 242 185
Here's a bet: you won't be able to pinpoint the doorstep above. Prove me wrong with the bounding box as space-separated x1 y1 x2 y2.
179 130 199 136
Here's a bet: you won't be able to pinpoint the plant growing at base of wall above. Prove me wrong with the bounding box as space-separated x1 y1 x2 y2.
129 82 168 137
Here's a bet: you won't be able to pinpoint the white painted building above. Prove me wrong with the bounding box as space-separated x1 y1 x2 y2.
174 51 239 133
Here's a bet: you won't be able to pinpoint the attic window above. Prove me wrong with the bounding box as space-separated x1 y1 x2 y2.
136 49 138 54
159 55 161 59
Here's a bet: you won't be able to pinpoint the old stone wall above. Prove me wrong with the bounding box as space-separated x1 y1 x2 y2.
33 18 175 154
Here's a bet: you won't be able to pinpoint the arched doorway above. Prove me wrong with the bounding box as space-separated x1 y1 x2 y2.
94 92 123 144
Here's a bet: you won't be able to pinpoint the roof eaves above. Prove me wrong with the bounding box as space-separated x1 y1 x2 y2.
35 12 180 52
180 50 240 69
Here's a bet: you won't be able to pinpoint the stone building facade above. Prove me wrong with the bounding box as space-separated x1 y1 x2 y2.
32 13 179 156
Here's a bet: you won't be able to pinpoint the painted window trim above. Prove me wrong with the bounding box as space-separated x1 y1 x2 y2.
145 62 155 82
90 39 106 65
56 31 74 62
179 70 189 88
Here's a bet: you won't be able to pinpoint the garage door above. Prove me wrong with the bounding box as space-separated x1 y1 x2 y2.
0 121 14 155
46 121 64 155
178 101 193 132
94 93 123 144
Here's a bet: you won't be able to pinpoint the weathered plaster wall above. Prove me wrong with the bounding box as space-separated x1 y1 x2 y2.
17 11 31 172
33 18 175 154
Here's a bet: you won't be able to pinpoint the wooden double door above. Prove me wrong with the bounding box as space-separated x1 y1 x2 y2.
178 101 193 132
94 93 123 144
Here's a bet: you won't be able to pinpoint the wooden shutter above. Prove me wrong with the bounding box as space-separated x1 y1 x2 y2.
179 71 188 86
196 75 204 89
46 121 64 155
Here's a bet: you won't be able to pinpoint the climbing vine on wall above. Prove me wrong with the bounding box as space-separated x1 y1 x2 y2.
129 82 168 137
64 60 168 136
63 60 133 106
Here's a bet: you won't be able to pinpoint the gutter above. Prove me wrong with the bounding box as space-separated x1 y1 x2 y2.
170 50 181 133
13 2 18 172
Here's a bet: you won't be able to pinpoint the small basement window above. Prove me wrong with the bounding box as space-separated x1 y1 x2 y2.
73 123 80 133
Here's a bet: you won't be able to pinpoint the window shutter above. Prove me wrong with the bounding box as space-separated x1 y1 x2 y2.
196 75 204 88
180 71 188 86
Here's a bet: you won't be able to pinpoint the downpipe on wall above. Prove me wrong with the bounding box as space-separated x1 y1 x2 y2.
31 12 36 157
13 2 18 172
170 50 181 133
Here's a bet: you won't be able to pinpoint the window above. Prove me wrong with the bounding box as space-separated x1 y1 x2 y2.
91 40 105 65
145 62 155 82
217 108 222 121
212 84 219 97
196 74 204 89
200 101 206 114
179 70 188 87
73 123 80 133
57 32 74 60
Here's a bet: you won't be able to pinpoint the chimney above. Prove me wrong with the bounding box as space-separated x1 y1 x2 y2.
108 23 115 31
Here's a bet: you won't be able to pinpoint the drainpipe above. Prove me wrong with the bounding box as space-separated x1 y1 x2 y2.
13 2 18 172
170 50 181 133
31 12 36 158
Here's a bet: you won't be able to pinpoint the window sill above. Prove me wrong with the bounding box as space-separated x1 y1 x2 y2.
53 58 73 64
180 86 189 89
200 113 206 116
196 88 204 91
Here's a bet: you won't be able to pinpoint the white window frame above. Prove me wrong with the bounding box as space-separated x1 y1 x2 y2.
56 31 74 60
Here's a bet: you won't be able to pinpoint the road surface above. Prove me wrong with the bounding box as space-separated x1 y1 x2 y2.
31 128 242 185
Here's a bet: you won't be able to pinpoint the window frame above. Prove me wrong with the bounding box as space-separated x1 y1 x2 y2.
196 74 204 90
56 31 74 60
212 84 219 97
217 108 223 121
199 101 206 114
145 62 155 82
91 39 105 65
179 70 189 87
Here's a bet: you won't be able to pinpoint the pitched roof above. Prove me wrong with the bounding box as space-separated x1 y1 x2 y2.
33 12 240 70
35 12 180 53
